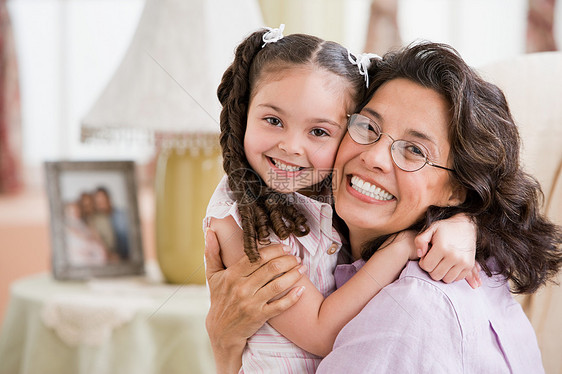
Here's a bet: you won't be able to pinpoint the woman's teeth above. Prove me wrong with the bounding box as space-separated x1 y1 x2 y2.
272 158 303 172
351 176 394 201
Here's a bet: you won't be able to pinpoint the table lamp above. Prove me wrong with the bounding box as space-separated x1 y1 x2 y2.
81 0 263 284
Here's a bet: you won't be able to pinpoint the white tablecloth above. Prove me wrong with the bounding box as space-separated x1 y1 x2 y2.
0 269 215 374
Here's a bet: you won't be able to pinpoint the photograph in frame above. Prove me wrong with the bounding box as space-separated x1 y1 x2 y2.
45 161 144 280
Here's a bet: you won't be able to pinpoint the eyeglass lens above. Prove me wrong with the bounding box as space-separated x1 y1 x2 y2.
347 114 428 172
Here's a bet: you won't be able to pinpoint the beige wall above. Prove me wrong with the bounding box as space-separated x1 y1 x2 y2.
258 0 345 44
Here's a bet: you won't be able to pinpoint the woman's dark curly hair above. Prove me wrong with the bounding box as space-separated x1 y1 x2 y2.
217 29 368 262
359 42 562 293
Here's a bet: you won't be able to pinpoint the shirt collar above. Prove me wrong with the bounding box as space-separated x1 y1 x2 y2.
290 192 341 256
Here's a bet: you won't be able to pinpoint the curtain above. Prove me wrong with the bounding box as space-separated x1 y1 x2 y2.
0 0 22 193
363 0 401 55
527 0 558 52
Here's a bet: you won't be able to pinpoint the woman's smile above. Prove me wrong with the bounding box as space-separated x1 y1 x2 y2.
348 175 394 202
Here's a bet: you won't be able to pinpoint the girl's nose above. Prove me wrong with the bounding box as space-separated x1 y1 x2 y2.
278 132 304 156
360 137 393 172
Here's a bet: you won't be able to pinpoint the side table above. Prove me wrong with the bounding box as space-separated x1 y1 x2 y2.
0 267 215 374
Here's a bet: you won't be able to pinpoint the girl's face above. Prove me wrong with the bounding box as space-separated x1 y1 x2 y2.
244 67 352 194
333 78 464 246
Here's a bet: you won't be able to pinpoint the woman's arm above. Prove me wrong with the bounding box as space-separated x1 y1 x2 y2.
204 229 304 374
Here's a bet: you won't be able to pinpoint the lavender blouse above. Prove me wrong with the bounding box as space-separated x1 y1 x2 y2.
317 259 544 374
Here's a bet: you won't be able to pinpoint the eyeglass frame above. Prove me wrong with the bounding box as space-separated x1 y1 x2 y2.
346 113 455 173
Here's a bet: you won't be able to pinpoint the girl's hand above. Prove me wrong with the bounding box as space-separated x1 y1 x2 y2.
390 230 419 261
414 214 481 289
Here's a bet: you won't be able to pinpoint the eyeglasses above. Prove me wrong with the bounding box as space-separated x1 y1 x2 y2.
346 113 455 173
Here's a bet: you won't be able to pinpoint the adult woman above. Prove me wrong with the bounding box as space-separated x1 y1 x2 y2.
205 42 562 373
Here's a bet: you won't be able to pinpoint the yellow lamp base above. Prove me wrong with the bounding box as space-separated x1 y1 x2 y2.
155 140 223 284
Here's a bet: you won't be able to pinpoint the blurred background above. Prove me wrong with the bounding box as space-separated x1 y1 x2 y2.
0 0 560 369
1 0 560 177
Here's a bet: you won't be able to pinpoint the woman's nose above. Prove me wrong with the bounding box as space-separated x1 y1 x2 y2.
360 138 393 172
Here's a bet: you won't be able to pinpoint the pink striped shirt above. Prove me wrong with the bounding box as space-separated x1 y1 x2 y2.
203 176 342 373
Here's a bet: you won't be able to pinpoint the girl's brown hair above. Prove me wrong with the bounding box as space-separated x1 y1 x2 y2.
360 42 561 293
217 29 368 261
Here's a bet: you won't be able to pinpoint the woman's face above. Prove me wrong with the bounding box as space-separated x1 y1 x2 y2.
333 78 463 242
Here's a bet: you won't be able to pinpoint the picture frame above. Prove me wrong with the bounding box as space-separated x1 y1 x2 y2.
45 160 144 280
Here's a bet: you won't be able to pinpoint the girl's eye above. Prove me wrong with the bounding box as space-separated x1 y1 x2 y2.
310 128 329 137
265 117 282 127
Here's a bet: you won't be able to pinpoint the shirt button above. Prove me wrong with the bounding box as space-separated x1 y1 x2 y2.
327 243 338 255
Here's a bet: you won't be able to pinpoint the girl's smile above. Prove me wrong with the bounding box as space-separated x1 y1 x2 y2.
267 157 307 173
244 67 352 194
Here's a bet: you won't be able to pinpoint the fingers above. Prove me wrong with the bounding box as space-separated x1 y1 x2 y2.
227 243 293 277
414 225 437 258
454 269 471 283
441 264 465 284
418 248 441 274
425 257 454 281
204 229 225 280
463 263 482 289
426 260 482 289
263 286 305 319
216 243 301 308
420 245 474 280
464 273 478 289
255 262 306 301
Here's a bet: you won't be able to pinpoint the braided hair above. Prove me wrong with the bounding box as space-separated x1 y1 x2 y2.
217 29 368 261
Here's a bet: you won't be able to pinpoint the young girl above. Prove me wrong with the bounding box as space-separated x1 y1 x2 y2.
204 26 478 373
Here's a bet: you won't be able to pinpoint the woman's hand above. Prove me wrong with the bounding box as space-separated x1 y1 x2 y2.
204 229 305 373
414 214 481 288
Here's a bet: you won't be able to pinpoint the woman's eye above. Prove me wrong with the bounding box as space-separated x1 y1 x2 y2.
265 117 282 127
310 128 329 137
405 143 426 158
360 123 380 139
358 121 379 135
367 124 379 135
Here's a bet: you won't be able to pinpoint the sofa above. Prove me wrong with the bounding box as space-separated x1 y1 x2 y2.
479 51 562 374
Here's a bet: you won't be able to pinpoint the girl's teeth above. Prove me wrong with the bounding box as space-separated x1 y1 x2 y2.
350 175 394 201
272 158 302 172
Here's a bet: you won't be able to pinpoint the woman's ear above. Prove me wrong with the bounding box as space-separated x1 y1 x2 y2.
447 183 467 207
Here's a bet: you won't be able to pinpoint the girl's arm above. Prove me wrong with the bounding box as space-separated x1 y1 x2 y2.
211 216 478 358
211 216 417 357
267 231 416 357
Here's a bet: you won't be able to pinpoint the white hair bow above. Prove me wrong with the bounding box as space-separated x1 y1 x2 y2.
262 24 285 48
347 51 382 87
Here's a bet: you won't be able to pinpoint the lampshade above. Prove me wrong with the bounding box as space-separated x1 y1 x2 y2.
80 0 263 143
78 0 264 285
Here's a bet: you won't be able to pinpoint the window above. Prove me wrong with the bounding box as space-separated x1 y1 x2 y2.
8 0 150 166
